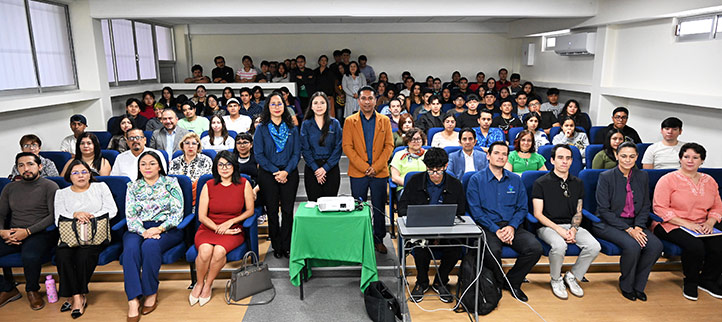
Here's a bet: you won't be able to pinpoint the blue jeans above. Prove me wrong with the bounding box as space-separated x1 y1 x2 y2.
350 176 388 243
122 222 183 300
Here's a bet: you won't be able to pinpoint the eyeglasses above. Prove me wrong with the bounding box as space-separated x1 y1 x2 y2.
236 141 251 146
22 144 39 149
218 162 233 169
127 136 144 142
71 170 89 176
427 168 445 175
560 181 570 198
613 115 628 120
183 141 199 146
410 137 423 142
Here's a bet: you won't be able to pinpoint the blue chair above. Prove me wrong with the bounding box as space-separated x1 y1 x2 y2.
636 143 651 169
154 150 169 167
548 126 587 140
96 176 132 265
101 149 119 167
644 169 680 257
589 126 607 144
143 130 154 147
409 103 422 115
171 149 218 161
507 127 524 144
89 131 113 149
699 168 722 195
39 151 72 173
200 130 238 139
538 145 584 177
427 127 444 142
578 169 620 255
585 144 604 169
443 146 462 155
185 174 260 286
441 103 454 113
46 176 70 189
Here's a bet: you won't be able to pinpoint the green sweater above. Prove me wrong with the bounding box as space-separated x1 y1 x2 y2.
592 150 617 169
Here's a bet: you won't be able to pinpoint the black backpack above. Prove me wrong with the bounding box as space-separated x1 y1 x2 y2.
364 281 402 322
455 249 501 316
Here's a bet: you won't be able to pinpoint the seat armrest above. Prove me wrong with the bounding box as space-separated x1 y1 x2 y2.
582 209 601 223
112 218 127 231
525 213 539 224
177 213 196 230
649 212 663 223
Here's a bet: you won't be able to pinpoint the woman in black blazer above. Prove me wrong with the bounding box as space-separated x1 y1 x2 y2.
593 142 663 302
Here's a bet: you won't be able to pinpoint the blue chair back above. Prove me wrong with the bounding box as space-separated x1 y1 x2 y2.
404 171 422 185
39 151 72 173
107 117 117 132
427 127 444 142
538 145 583 176
508 127 524 144
585 144 604 169
636 143 651 168
46 176 71 189
549 126 586 139
409 103 422 115
589 126 606 144
644 169 676 202
89 131 113 148
174 149 217 161
228 130 238 139
200 131 209 138
95 176 131 225
169 175 194 219
194 174 214 215
444 146 462 155
101 149 119 166
699 168 722 196
0 178 10 193
461 171 477 190
441 103 454 113
155 150 169 167
578 169 605 214
521 171 547 211
143 130 153 147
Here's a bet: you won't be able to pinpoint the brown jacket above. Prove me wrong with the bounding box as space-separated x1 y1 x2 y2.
342 111 394 178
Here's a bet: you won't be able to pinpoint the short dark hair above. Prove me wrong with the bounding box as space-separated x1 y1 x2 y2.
679 142 706 160
191 64 203 73
212 150 242 185
214 56 224 63
135 151 166 181
260 60 269 67
612 106 629 116
661 117 683 129
488 141 509 154
358 55 367 61
296 55 306 61
242 55 252 62
341 48 351 55
19 134 41 147
514 130 536 153
546 88 560 96
403 128 427 145
458 127 477 141
510 73 521 81
460 77 468 82
63 159 97 184
423 148 448 169
427 94 441 105
15 152 40 166
479 108 494 117
332 50 342 57
126 98 142 108
498 68 508 74
551 144 572 159
527 95 542 105
617 141 637 153
357 85 377 96
515 91 528 99
239 87 252 96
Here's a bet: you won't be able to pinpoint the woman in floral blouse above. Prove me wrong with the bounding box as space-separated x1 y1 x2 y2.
122 151 184 322
169 132 212 203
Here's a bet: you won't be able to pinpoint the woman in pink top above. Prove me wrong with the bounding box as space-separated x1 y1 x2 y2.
652 143 722 301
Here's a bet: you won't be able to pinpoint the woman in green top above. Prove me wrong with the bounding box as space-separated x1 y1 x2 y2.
592 129 624 169
393 113 415 148
390 128 427 198
504 129 548 174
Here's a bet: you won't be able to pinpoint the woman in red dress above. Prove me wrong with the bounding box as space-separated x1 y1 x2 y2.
189 150 254 306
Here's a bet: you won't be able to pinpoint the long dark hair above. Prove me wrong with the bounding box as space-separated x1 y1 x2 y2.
208 115 229 145
63 159 97 184
252 86 265 103
136 151 166 181
114 114 136 136
603 129 624 160
212 150 241 185
345 61 360 76
74 132 103 171
160 87 175 108
522 112 542 131
303 92 332 146
560 99 581 117
260 92 294 127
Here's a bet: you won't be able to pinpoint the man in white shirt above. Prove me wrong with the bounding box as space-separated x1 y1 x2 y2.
111 128 167 181
59 114 87 155
642 117 684 169
177 102 210 134
223 98 252 133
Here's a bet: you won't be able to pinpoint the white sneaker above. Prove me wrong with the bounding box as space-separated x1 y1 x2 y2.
551 278 568 299
564 272 584 297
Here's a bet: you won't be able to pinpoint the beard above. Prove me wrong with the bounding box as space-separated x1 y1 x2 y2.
22 171 39 181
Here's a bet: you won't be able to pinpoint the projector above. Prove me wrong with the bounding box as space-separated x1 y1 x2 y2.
317 196 356 212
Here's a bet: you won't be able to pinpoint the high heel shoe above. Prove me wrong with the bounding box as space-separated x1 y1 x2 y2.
199 295 211 307
189 293 199 306
71 296 87 319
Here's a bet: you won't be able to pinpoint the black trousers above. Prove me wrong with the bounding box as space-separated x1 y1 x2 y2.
257 168 299 253
593 224 662 293
0 230 56 292
55 245 103 297
481 225 542 289
304 164 341 202
412 239 462 286
654 224 722 287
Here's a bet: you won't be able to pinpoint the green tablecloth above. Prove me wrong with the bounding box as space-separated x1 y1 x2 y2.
289 202 378 292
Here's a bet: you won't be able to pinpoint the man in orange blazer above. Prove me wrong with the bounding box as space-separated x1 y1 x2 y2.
342 86 394 253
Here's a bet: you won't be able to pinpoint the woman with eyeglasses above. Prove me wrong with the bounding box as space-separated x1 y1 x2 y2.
189 151 254 306
505 130 548 174
389 128 427 198
123 151 184 321
61 132 112 177
169 132 212 204
300 92 343 202
232 132 261 199
54 160 117 318
254 92 300 258
593 142 663 302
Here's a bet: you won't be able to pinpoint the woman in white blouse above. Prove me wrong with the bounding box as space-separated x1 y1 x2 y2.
431 112 461 148
54 159 117 318
201 115 235 152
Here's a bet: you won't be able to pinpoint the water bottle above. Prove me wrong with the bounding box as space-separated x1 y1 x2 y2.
45 275 58 303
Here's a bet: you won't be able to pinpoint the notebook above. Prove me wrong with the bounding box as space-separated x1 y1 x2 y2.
405 204 457 227
680 226 722 238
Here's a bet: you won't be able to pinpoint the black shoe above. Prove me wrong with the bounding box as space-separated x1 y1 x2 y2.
60 301 72 312
621 290 636 301
273 250 283 259
509 287 528 302
683 284 698 301
283 251 290 258
71 297 87 319
431 281 453 303
634 291 647 301
698 281 722 299
410 283 429 303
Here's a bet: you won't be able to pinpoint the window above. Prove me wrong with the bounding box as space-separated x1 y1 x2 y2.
101 19 175 86
716 14 722 38
676 14 718 41
543 36 556 51
0 0 75 93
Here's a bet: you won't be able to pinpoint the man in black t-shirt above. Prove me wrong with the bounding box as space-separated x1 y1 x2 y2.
531 145 601 300
593 107 642 144
455 94 480 129
211 56 235 83
491 99 523 135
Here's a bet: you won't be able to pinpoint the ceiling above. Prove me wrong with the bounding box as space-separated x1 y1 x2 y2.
144 16 521 25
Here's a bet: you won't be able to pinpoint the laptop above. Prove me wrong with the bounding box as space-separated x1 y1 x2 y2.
405 204 457 227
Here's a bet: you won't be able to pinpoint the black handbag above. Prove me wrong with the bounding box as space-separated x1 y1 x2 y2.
57 213 111 248
224 251 275 306
364 281 402 322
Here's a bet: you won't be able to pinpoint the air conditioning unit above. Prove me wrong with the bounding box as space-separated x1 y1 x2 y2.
554 32 596 56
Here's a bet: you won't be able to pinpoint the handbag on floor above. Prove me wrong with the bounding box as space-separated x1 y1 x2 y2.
225 251 275 306
364 281 402 322
57 213 111 248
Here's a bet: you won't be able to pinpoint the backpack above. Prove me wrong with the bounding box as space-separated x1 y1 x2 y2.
455 249 501 316
364 281 402 322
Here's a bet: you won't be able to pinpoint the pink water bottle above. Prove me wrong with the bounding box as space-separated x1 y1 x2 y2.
45 275 58 303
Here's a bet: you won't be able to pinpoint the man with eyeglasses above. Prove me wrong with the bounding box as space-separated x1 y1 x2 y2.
151 109 190 155
8 134 58 180
59 114 87 155
0 152 59 310
398 148 465 303
466 141 542 302
527 95 559 136
532 144 601 299
594 106 642 144
111 128 167 181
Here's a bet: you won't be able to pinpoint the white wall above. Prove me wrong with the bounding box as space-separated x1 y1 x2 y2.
516 37 595 87
186 33 516 83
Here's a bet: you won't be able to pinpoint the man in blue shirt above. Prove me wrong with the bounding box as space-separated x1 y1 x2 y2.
466 141 542 302
475 109 505 152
